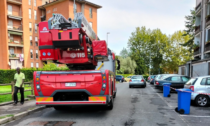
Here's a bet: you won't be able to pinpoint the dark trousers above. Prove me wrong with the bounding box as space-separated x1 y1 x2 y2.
14 86 24 104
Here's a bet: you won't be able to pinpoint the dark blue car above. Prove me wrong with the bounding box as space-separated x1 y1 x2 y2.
154 75 190 90
116 75 124 83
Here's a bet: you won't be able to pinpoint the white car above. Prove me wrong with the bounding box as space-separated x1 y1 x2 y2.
184 76 210 107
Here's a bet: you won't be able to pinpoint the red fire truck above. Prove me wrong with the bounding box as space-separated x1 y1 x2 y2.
33 13 120 110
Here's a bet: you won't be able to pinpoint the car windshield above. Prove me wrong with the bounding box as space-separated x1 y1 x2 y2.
131 76 142 79
185 78 197 85
151 76 156 79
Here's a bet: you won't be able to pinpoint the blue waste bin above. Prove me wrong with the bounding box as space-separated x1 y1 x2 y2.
163 83 171 97
175 89 192 114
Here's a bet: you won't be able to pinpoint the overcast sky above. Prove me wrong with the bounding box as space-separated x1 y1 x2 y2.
90 0 195 55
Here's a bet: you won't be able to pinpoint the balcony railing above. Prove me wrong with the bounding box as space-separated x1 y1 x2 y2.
196 3 201 12
195 25 201 35
205 41 210 52
206 15 210 27
9 53 24 59
194 47 201 55
8 25 23 32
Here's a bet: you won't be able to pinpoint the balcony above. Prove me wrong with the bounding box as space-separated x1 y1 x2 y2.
206 15 210 28
7 0 22 5
195 25 201 35
41 15 46 21
9 53 23 59
7 25 23 33
205 41 210 52
7 12 22 20
194 44 201 55
196 3 201 14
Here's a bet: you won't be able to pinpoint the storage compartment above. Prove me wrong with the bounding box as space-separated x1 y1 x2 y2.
92 40 108 61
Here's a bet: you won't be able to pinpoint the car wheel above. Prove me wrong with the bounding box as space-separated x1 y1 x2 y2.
143 85 146 88
129 85 131 88
120 80 122 83
195 95 209 107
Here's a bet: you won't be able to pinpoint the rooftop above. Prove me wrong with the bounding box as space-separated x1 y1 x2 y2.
39 0 102 10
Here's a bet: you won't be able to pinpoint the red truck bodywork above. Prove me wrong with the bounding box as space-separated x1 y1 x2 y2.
34 14 118 109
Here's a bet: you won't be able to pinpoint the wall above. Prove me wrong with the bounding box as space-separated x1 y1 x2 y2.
45 0 70 20
0 0 9 69
192 62 208 77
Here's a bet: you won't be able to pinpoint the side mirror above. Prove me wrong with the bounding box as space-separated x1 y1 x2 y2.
117 60 120 70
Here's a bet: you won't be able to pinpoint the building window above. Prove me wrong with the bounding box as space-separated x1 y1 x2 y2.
35 37 38 42
9 48 14 54
35 42 38 46
8 20 13 29
9 35 14 43
29 9 31 19
181 67 185 75
29 0 31 5
34 0 36 7
53 8 57 12
29 23 32 32
36 50 38 59
89 22 92 28
34 10 37 20
36 63 39 68
8 5 12 15
31 62 33 68
47 10 51 14
35 24 37 33
30 49 33 59
89 8 92 18
30 36 32 46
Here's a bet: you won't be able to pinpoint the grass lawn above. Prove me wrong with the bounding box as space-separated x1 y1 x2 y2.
0 114 14 119
0 85 32 103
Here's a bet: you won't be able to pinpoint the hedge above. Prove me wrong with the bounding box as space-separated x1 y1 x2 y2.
0 67 69 84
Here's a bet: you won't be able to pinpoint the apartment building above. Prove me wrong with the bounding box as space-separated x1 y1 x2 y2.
0 0 101 69
178 0 210 77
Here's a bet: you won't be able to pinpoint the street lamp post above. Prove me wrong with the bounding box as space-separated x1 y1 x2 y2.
107 32 110 46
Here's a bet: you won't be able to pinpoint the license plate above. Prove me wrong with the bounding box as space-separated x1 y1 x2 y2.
65 83 76 87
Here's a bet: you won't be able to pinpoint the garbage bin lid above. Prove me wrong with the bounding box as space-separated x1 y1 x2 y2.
163 83 171 85
176 89 193 92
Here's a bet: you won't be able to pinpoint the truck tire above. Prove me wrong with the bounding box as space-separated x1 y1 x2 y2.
113 92 116 98
107 98 114 110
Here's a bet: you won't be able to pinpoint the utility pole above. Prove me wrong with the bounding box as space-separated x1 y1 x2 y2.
73 0 77 19
107 32 110 46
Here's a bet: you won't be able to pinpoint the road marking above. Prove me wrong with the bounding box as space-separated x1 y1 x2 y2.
179 115 210 117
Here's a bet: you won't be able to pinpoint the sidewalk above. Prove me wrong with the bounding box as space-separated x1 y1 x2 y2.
0 100 45 125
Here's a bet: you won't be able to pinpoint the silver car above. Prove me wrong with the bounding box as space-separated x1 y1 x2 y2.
129 75 146 88
184 76 210 107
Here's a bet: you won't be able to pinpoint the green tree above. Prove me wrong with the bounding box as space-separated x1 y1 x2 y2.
162 31 192 73
119 48 129 58
127 26 168 74
181 10 195 54
117 56 136 74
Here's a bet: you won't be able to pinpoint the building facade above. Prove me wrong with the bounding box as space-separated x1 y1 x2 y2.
0 0 101 69
178 0 210 77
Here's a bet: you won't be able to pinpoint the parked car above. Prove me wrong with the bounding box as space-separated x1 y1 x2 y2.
125 76 133 82
153 74 178 85
150 75 156 84
154 75 190 90
129 75 146 88
148 75 156 82
116 75 124 83
184 76 210 107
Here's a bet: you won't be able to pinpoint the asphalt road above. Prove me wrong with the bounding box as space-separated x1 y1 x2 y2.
3 82 203 126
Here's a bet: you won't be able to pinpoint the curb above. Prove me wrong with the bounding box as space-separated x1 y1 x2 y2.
0 106 45 125
0 98 29 106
